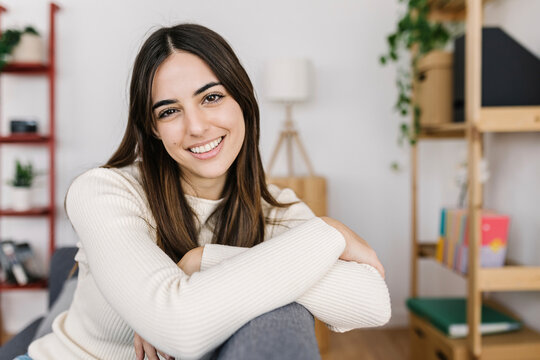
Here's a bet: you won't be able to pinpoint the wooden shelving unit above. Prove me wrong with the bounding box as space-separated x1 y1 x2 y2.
410 0 540 359
0 3 59 341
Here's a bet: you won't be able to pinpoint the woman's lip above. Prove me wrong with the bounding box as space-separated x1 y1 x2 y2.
188 136 225 160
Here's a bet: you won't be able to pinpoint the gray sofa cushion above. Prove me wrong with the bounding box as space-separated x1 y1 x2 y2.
48 247 78 307
0 317 43 360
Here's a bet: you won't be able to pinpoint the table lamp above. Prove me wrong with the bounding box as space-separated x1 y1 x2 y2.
264 58 315 176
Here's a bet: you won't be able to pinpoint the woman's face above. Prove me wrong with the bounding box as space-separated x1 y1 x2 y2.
151 51 245 198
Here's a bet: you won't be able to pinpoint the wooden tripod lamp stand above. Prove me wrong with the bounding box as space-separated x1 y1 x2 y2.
264 58 314 176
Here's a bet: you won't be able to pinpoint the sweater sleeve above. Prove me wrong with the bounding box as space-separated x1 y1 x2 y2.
65 168 345 360
201 246 391 332
200 186 391 332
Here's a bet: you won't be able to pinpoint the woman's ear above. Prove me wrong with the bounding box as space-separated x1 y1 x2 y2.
151 125 161 140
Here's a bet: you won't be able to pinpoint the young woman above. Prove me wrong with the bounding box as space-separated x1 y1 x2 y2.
22 24 391 360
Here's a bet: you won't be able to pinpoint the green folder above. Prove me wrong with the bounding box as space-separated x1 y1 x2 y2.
406 297 522 338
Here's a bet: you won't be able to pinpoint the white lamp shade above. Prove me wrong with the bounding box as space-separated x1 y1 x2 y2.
264 58 312 102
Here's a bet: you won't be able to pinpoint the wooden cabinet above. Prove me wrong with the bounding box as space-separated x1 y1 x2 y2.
410 0 540 358
0 3 59 340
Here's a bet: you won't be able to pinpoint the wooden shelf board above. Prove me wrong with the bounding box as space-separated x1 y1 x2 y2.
478 106 540 133
480 266 540 291
1 63 50 75
418 122 466 139
0 278 47 290
0 134 51 144
411 312 540 360
427 0 494 22
0 207 51 216
421 257 540 291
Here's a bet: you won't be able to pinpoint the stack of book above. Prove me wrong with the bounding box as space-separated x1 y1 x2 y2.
406 297 522 338
435 208 510 274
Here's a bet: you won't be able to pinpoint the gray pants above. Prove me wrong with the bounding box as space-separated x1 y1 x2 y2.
213 302 322 360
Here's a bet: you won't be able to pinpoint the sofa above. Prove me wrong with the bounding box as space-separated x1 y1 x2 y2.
0 247 78 359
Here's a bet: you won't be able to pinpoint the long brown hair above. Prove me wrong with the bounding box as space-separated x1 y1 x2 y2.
104 24 289 262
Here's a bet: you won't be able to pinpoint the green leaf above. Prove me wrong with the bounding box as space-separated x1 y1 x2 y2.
23 26 39 35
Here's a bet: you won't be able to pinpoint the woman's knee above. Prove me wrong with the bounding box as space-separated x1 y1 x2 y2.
214 302 320 360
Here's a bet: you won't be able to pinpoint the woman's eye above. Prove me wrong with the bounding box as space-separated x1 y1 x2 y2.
158 108 179 119
204 93 224 104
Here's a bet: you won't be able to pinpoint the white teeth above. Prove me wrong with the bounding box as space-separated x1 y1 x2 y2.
189 137 223 154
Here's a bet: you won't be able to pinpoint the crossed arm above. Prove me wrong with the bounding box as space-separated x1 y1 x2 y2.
135 217 391 360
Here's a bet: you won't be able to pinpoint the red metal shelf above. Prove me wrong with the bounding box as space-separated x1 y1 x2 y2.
0 134 51 144
0 207 51 217
0 2 60 317
0 278 48 290
1 63 50 75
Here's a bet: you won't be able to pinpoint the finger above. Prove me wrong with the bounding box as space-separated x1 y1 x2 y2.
142 341 160 360
134 333 144 360
374 261 385 279
158 350 175 360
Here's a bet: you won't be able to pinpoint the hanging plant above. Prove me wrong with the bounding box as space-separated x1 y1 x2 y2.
379 0 455 147
0 26 39 69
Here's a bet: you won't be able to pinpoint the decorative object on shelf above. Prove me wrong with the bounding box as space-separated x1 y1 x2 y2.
415 51 453 126
7 160 36 211
455 157 490 208
0 26 42 69
10 118 39 134
0 240 42 285
379 0 457 146
264 57 314 177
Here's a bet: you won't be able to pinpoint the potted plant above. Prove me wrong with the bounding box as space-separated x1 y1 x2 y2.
379 0 458 147
0 26 42 70
8 160 36 211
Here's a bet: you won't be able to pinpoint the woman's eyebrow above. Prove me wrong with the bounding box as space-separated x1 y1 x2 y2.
193 81 222 96
152 82 223 111
152 99 177 111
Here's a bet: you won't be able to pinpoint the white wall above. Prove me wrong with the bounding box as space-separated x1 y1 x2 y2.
0 0 538 335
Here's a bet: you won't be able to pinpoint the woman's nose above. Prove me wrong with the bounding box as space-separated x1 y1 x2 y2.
185 107 209 136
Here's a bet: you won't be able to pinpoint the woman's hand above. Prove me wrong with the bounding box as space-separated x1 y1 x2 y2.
177 246 204 275
132 247 204 359
320 217 385 279
134 331 174 360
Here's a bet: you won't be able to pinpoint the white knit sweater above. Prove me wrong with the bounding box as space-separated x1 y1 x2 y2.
28 164 391 360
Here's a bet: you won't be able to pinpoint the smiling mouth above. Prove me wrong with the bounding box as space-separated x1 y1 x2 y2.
188 136 224 154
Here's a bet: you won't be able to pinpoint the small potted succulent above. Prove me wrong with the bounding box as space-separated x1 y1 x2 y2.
0 26 43 70
8 160 36 211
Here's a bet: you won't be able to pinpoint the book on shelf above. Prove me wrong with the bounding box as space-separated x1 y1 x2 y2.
0 240 43 285
435 208 510 274
406 297 522 338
